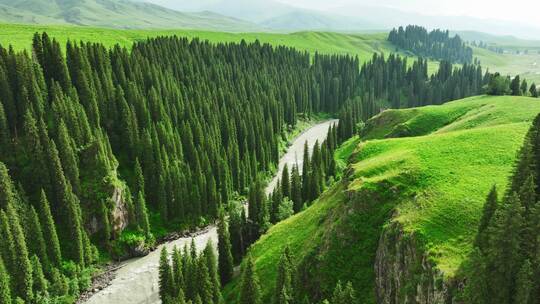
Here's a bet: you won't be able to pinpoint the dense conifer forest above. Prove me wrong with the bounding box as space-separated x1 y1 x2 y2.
0 29 496 303
388 25 473 64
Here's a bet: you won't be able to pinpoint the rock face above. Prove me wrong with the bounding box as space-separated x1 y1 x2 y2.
375 221 452 304
110 186 129 235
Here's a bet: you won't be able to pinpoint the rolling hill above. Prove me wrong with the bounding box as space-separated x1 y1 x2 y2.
0 0 257 31
223 95 540 303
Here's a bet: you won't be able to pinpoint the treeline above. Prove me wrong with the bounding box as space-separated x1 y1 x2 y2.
159 242 359 304
486 73 540 97
337 53 489 141
0 33 361 303
464 115 540 303
388 25 473 64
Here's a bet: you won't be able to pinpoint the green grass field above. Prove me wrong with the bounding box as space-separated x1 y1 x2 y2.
1 23 540 82
224 95 540 303
0 23 441 71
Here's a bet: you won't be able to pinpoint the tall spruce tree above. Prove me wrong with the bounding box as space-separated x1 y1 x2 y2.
217 210 234 286
239 255 262 304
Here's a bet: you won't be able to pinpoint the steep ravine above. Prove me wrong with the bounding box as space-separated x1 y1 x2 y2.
84 119 338 304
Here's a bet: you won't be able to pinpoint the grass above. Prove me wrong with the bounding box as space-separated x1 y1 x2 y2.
0 23 438 68
473 46 540 84
224 95 540 303
352 95 540 275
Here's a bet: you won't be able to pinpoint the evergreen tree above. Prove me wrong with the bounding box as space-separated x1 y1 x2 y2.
5 202 33 302
530 83 538 97
0 257 11 304
273 246 293 304
239 255 262 304
290 165 303 213
159 247 174 301
172 246 185 298
38 190 62 267
281 164 290 198
514 259 532 304
26 205 50 273
217 210 234 286
135 191 151 237
30 255 48 299
511 75 522 96
331 281 356 304
203 241 222 304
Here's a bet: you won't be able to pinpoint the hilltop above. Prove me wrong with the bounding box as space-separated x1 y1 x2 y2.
224 95 540 303
0 0 256 31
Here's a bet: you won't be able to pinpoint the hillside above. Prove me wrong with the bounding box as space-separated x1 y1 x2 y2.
224 95 540 303
0 0 256 31
0 23 396 58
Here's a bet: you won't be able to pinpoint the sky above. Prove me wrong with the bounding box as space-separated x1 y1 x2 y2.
277 0 540 27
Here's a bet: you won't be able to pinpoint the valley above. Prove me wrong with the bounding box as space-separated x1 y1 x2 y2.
1 1 540 304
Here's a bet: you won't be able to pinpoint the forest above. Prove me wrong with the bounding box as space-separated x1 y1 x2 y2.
388 25 473 64
0 28 519 304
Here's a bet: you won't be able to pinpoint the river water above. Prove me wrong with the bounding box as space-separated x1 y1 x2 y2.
84 119 338 304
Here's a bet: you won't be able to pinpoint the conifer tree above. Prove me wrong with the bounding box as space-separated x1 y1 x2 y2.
196 257 213 304
514 259 532 304
38 190 62 267
203 241 222 304
30 255 48 298
0 257 11 304
281 164 290 198
239 255 262 304
159 247 174 302
273 246 293 304
5 202 33 302
290 165 302 213
135 191 151 237
331 281 356 304
217 210 234 285
26 205 50 273
172 246 185 298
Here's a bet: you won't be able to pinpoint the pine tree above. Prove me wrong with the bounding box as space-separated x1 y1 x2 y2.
217 211 234 286
511 75 522 96
159 247 174 301
196 256 213 304
38 190 62 267
0 257 11 304
290 165 302 213
30 255 48 298
171 246 185 298
530 83 538 97
331 281 356 304
26 205 50 273
135 191 151 238
239 255 262 304
281 164 290 198
203 241 222 304
5 202 33 302
273 246 293 304
514 259 532 304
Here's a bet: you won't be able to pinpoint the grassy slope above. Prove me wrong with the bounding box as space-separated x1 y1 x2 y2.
224 95 540 303
473 46 540 84
0 23 441 72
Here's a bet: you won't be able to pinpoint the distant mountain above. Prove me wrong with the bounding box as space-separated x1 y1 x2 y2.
261 10 377 32
328 5 540 40
204 0 293 23
0 0 260 31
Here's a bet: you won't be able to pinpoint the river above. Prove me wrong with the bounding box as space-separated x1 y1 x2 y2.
84 119 338 304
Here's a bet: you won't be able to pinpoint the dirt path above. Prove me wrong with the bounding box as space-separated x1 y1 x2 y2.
83 119 338 304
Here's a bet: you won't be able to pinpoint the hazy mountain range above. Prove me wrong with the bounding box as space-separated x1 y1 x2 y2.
1 0 540 40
